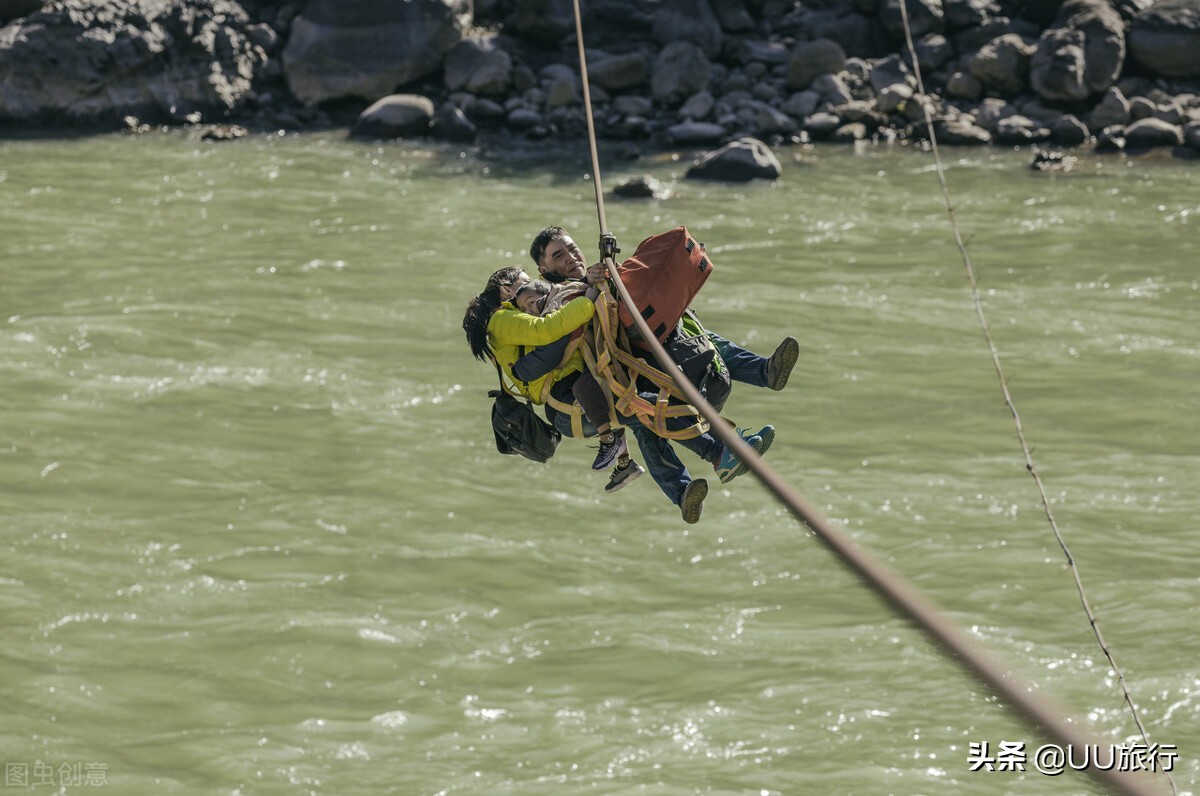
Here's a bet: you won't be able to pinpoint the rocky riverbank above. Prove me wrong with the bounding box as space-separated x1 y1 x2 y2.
2 0 1198 169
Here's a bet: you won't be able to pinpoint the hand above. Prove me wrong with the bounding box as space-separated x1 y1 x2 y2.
586 262 607 284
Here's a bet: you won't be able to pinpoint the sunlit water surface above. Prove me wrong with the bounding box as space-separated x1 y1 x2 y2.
1 131 1197 795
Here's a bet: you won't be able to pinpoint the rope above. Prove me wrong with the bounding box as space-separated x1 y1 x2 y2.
895 1 1177 792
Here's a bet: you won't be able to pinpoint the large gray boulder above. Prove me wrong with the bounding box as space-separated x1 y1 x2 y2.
508 0 575 44
352 93 434 137
283 0 468 106
879 0 944 40
686 136 782 182
651 41 710 106
969 34 1037 97
0 0 267 124
588 51 650 91
1030 0 1125 102
1128 0 1200 79
787 38 847 90
443 35 511 96
652 0 724 53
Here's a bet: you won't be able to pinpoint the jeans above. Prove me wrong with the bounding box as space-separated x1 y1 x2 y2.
545 395 724 506
709 331 769 388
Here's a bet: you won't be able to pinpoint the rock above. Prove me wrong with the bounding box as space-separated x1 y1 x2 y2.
1124 117 1185 149
545 74 579 108
969 33 1037 97
1095 125 1126 152
613 175 668 199
914 33 955 71
1089 87 1130 129
754 102 797 135
1049 114 1090 145
1128 0 1200 79
1030 149 1078 171
506 107 545 131
283 0 467 106
614 94 655 117
831 121 869 141
443 35 512 96
812 73 854 106
804 111 843 139
782 90 821 119
667 121 728 145
995 114 1052 143
868 53 914 92
711 0 756 32
431 102 477 142
945 0 1001 30
652 0 725 53
652 41 711 106
877 82 914 113
1184 121 1200 149
936 117 993 144
200 123 248 141
879 0 944 40
509 0 575 44
946 70 985 100
589 51 650 91
0 0 41 23
687 136 782 181
787 38 847 90
0 0 268 125
679 90 715 119
1030 0 1125 102
811 11 890 60
351 94 435 138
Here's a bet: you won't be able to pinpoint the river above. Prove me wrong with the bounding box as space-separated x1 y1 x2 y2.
1 130 1196 795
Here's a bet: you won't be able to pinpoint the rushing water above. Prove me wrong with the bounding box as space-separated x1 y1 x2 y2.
1 130 1197 796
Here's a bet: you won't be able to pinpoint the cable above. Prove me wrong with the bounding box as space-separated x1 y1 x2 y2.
894 0 1177 792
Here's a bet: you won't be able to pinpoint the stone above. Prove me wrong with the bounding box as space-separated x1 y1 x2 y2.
679 90 716 120
1128 0 1200 79
1088 87 1130 129
652 41 711 106
787 38 847 90
284 0 467 106
352 94 435 138
589 51 650 91
969 33 1037 97
686 136 782 181
667 121 729 145
1030 0 1125 102
431 102 477 142
1124 117 1185 149
443 35 512 96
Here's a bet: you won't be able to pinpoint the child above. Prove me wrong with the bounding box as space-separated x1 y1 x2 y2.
512 280 633 477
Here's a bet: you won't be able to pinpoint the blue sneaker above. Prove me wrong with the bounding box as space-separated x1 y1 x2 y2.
714 426 772 484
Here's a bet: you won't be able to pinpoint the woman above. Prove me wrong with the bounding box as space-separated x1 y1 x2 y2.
463 266 772 523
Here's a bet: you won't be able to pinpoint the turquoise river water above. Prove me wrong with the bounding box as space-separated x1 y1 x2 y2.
1 131 1197 795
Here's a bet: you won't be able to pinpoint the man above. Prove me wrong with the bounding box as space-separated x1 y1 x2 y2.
528 226 798 522
530 226 799 391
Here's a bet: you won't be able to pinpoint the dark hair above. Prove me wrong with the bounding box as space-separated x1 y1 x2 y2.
463 266 524 361
529 226 566 272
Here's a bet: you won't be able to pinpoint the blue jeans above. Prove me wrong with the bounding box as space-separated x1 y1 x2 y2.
709 331 769 388
545 397 724 507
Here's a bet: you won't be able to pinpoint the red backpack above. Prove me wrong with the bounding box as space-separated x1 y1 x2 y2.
616 226 713 344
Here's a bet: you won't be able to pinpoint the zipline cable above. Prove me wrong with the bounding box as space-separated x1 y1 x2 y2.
568 2 1168 794
895 0 1177 792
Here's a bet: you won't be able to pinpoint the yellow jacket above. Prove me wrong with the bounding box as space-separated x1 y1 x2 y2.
487 297 595 403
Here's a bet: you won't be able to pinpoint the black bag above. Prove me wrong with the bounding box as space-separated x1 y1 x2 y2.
661 309 731 412
487 362 561 463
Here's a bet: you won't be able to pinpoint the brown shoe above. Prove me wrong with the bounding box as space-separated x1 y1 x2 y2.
679 478 709 524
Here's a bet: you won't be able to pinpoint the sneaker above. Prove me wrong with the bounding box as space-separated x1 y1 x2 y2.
714 427 772 484
591 429 627 471
605 458 645 493
679 478 709 524
767 336 799 391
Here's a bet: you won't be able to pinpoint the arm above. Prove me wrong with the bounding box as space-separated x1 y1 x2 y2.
512 336 571 382
488 296 595 347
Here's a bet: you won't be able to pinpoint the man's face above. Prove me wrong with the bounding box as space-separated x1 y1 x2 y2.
538 234 586 281
498 270 530 302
